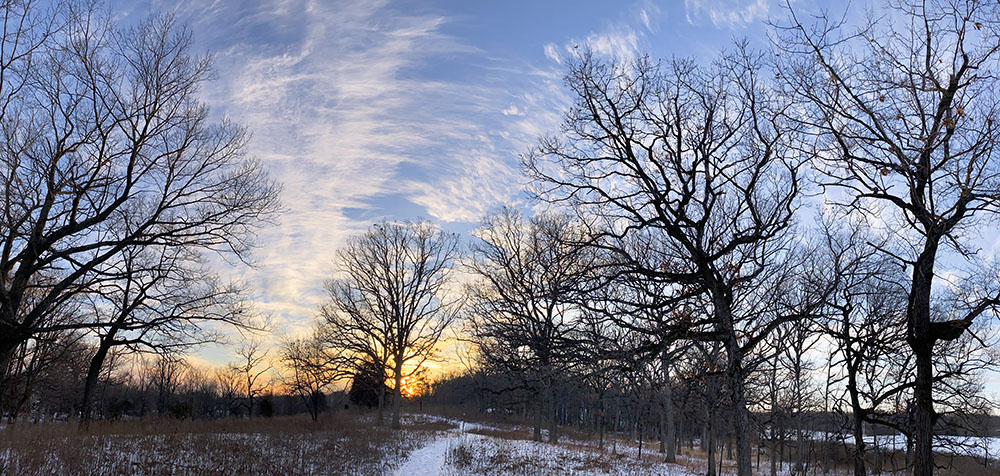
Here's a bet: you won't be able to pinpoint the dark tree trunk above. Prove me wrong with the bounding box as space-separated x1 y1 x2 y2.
80 335 115 426
908 240 938 476
376 374 385 426
852 411 867 476
598 390 605 449
707 419 717 476
548 385 558 443
661 352 676 462
0 334 20 398
726 342 753 476
533 395 543 441
392 358 403 430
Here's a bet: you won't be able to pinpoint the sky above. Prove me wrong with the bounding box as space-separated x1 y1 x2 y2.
102 0 1000 395
104 0 784 349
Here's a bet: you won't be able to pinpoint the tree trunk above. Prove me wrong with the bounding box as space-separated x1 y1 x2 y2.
728 349 753 476
707 419 717 476
533 395 543 441
795 412 805 475
376 376 385 427
661 351 676 462
908 240 938 476
80 336 115 426
913 353 934 476
548 385 558 443
392 359 403 430
0 334 20 400
852 411 867 476
638 416 643 460
770 427 779 476
598 390 605 449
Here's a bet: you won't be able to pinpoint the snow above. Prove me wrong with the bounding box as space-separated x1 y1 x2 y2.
394 435 454 476
393 416 701 476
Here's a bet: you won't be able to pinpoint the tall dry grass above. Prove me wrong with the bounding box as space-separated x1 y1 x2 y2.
0 412 453 476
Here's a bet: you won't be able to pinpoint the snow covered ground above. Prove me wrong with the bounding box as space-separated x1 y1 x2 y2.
394 434 454 475
393 416 707 476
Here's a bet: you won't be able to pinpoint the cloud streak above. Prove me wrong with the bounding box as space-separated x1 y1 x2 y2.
152 0 566 342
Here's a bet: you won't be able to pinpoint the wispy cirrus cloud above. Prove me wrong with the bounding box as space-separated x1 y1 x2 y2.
684 0 772 28
140 0 566 343
542 1 663 64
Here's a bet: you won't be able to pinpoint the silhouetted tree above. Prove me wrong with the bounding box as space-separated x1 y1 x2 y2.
0 2 280 399
322 220 460 429
777 2 1000 473
526 47 815 476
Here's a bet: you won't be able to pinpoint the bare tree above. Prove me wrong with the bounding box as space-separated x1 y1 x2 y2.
0 2 281 396
776 2 1000 473
525 48 812 476
466 208 597 443
321 220 459 429
279 327 345 421
230 340 271 418
79 244 257 424
214 365 242 418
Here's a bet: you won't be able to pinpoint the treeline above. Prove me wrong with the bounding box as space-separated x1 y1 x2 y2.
5 336 355 422
301 3 999 476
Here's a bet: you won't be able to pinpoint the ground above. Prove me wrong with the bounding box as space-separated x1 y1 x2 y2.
2 413 997 475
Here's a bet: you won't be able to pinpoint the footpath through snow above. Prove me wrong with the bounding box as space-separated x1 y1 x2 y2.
394 419 479 476
392 417 699 476
393 434 454 476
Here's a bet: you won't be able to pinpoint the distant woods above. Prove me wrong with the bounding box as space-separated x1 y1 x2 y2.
1 1 1000 476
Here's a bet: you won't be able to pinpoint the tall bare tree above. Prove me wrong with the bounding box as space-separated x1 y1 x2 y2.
230 340 271 418
322 220 459 429
525 48 811 476
0 2 280 395
776 2 1000 473
79 244 257 424
465 207 597 443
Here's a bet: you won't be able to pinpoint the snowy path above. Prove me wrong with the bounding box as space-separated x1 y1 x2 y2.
393 433 457 476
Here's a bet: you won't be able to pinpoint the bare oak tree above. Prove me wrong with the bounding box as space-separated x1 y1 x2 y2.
79 244 257 424
776 2 1000 473
321 220 459 429
0 2 280 395
526 48 810 476
230 340 271 418
279 327 345 421
465 207 597 442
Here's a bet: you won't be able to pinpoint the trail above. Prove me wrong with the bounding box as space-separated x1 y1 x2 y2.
393 431 459 476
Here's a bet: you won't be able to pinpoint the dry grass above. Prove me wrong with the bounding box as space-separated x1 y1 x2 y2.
0 413 454 476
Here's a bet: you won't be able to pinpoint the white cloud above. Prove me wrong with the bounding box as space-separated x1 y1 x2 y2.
160 0 566 356
543 42 562 64
502 104 523 116
584 28 640 61
637 0 661 32
684 0 771 28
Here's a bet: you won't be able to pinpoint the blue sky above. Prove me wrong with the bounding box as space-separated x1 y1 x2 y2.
102 0 1000 395
108 0 786 338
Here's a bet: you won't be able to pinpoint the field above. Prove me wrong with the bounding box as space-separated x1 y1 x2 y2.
0 414 451 476
1 412 996 476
